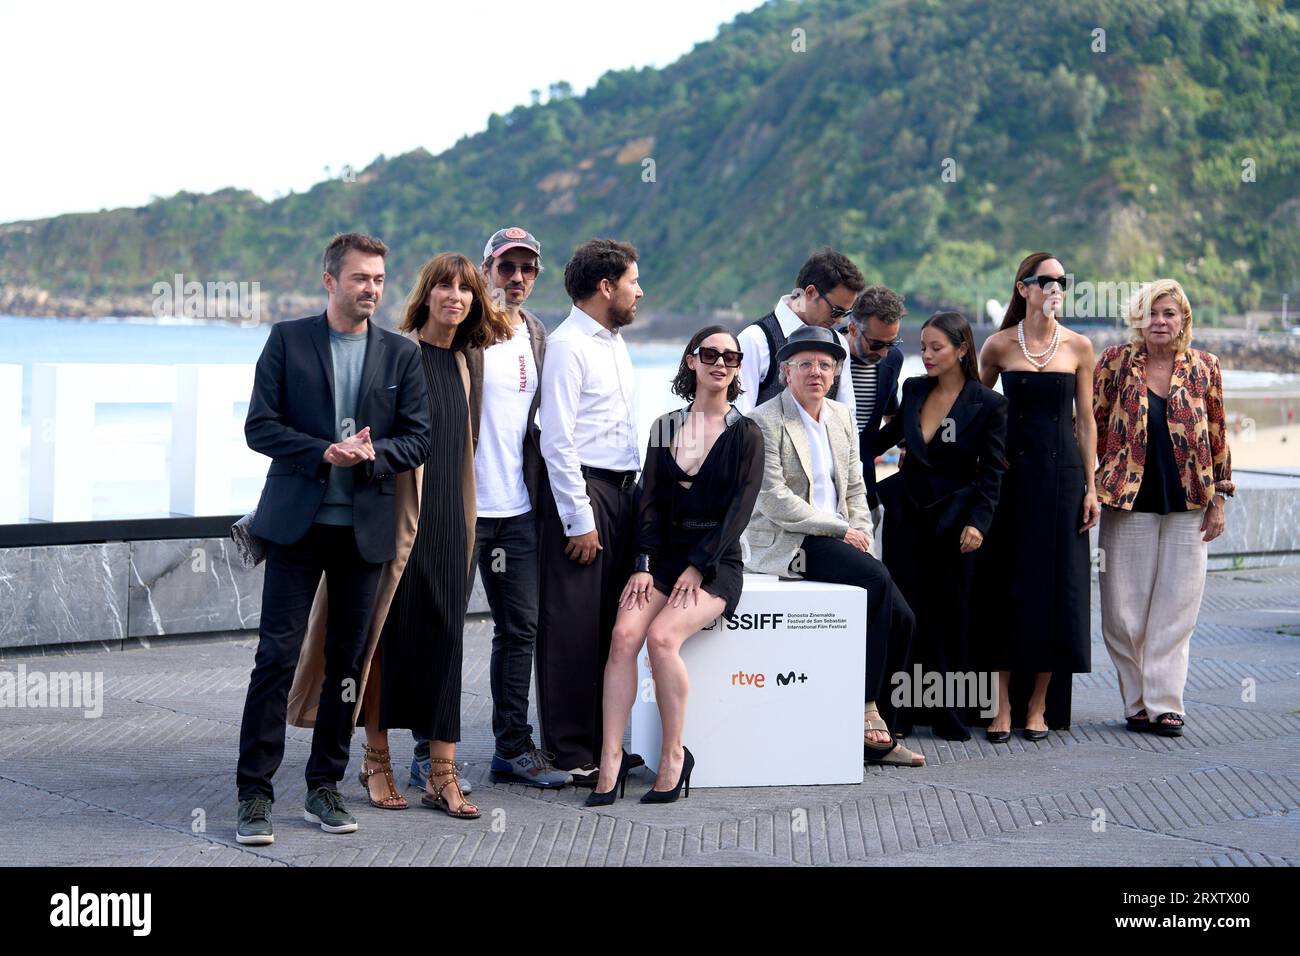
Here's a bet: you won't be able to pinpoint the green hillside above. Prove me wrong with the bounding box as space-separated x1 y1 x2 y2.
1 0 1297 329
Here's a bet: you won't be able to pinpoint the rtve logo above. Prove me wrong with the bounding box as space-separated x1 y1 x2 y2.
730 669 808 688
703 612 784 631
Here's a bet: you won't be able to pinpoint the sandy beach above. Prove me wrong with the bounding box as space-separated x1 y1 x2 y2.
872 423 1298 482
1230 424 1300 471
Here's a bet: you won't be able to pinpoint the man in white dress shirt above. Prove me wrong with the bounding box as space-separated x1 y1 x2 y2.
537 238 644 784
734 248 865 417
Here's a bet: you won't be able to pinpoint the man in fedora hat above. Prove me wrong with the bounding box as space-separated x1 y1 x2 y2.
743 325 923 767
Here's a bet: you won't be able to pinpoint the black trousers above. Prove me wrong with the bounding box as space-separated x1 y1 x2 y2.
236 522 383 802
474 511 541 758
536 475 636 769
798 535 916 728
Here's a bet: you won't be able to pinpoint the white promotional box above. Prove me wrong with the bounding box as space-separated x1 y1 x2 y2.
630 574 867 788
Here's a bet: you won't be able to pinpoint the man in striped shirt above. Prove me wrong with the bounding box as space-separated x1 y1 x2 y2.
842 285 907 550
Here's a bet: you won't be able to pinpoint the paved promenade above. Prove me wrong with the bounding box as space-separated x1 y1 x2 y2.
2 567 1297 867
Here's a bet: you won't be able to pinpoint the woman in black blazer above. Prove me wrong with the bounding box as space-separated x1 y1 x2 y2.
876 312 1008 741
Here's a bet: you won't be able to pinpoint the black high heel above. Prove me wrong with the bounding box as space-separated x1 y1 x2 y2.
584 751 631 807
640 747 694 803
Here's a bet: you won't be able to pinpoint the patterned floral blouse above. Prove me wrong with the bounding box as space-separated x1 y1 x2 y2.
1093 343 1234 511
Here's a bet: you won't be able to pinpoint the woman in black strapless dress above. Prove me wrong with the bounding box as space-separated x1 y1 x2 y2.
587 326 764 806
977 253 1099 740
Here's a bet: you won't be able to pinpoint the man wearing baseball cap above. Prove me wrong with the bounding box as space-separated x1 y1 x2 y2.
743 325 922 768
483 226 542 309
405 227 571 791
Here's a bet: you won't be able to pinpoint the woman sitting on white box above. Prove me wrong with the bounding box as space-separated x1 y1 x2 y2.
588 326 765 806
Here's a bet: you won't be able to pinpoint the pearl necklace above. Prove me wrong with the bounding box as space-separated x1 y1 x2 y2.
1018 318 1060 369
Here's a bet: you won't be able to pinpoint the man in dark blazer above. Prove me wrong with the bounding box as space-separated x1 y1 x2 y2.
235 232 432 845
842 285 907 546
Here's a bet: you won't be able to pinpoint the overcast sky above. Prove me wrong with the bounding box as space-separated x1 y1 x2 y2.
1 0 760 223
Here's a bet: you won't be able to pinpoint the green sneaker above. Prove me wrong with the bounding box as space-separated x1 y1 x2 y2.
236 797 274 845
304 787 358 833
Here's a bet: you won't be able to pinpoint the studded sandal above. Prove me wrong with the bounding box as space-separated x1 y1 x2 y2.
359 745 408 810
421 756 481 819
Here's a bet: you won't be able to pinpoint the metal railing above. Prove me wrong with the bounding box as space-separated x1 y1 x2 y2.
7 363 267 524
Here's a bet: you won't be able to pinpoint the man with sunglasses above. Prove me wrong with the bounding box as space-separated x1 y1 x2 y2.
734 248 865 418
843 285 908 547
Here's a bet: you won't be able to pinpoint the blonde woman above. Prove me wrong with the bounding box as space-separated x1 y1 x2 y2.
1093 279 1234 737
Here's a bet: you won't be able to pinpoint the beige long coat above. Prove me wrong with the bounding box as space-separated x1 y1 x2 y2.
286 339 476 729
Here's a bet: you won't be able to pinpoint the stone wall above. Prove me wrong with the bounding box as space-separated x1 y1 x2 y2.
0 538 262 650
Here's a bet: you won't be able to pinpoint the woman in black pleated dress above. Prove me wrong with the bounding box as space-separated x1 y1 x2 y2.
976 253 1099 741
357 252 512 819
587 326 764 806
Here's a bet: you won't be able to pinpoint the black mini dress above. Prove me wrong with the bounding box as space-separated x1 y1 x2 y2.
636 405 764 619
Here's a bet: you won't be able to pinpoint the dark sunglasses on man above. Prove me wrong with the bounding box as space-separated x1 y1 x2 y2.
1020 273 1071 291
496 260 539 279
813 286 855 320
692 346 743 368
843 323 902 353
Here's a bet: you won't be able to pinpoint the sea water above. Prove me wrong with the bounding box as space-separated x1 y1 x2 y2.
2 316 1295 521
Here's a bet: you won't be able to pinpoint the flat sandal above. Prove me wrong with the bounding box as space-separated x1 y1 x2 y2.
865 739 926 767
1151 712 1185 737
1125 709 1151 734
863 713 896 746
421 757 481 819
359 745 408 810
864 715 924 767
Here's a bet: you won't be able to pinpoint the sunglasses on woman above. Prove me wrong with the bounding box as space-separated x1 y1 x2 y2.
1020 274 1071 291
495 260 539 279
692 346 743 368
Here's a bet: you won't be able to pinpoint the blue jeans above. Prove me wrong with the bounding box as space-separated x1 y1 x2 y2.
413 511 540 761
